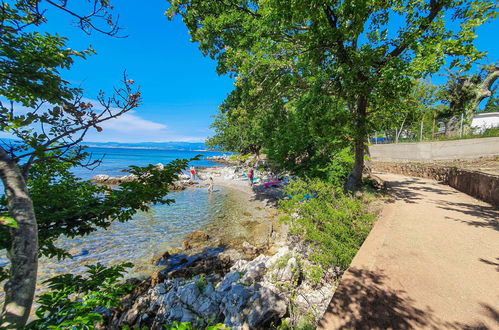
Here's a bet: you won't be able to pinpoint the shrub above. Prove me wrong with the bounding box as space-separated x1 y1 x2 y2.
195 274 208 292
228 153 251 163
165 321 230 329
27 263 133 329
279 179 375 271
481 126 499 138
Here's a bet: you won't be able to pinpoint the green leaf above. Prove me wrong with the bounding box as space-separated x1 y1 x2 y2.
0 215 18 228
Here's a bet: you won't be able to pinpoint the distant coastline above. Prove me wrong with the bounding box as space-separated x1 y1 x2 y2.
84 145 212 152
81 141 210 151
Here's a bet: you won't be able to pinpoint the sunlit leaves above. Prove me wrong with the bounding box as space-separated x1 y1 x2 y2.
168 0 497 181
28 262 134 329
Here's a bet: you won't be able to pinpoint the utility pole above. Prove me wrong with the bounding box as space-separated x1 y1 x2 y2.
460 113 464 137
420 121 424 142
432 111 436 139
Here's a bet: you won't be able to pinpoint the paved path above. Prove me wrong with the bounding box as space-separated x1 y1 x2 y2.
318 173 499 329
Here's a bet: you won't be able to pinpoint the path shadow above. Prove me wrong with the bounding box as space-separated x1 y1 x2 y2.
318 267 485 330
479 257 499 272
383 177 498 231
478 303 499 325
384 178 455 204
438 200 499 231
319 267 432 329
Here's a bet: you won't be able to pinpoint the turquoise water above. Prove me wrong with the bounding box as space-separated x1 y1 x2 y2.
73 147 228 179
1 147 236 295
35 187 231 283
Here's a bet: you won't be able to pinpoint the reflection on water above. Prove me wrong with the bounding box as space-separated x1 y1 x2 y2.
0 186 233 297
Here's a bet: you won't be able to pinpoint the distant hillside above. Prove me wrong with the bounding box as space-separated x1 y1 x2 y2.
82 141 207 151
0 138 210 151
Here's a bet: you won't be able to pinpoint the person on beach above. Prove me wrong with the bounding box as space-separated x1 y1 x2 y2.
208 177 214 193
247 167 254 186
189 166 196 181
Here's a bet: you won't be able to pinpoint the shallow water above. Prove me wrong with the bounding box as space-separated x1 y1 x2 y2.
42 188 223 277
0 186 220 296
1 148 253 307
1 183 269 300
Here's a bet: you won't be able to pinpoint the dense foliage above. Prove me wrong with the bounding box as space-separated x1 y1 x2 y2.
279 179 376 272
0 1 179 326
169 0 497 188
27 262 133 329
165 321 230 330
440 64 499 131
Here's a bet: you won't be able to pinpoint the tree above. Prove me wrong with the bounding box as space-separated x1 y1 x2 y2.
0 1 155 327
206 85 265 155
375 79 439 142
442 64 499 132
167 0 497 189
207 65 351 178
484 91 499 113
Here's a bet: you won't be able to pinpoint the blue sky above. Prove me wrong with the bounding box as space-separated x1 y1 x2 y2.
37 2 499 143
41 1 234 143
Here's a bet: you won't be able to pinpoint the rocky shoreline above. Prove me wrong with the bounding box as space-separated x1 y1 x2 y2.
90 163 198 190
89 164 340 329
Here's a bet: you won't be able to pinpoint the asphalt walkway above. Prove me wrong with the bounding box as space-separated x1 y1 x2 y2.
318 173 499 329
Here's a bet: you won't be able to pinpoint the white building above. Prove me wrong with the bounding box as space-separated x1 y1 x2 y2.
471 112 499 133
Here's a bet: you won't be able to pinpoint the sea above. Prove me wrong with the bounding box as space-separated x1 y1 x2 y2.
73 146 228 179
1 146 239 293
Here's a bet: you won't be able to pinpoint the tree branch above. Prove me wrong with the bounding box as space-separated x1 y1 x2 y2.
44 0 124 37
386 0 444 59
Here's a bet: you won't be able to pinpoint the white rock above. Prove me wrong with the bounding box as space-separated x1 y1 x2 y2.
217 271 241 292
90 174 109 182
276 257 297 282
264 247 290 268
121 174 137 182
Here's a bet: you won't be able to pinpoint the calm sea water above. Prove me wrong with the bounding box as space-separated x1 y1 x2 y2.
1 147 238 296
73 147 228 179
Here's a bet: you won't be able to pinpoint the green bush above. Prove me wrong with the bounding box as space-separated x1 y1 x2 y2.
165 321 230 330
28 263 134 329
279 179 375 271
480 126 499 138
195 274 208 292
322 148 354 186
228 153 251 163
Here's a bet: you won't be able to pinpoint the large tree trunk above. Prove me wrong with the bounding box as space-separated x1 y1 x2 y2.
448 65 499 135
0 149 38 329
346 96 368 191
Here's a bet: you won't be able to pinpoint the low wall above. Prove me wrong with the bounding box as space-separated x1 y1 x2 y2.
369 137 499 161
373 162 499 207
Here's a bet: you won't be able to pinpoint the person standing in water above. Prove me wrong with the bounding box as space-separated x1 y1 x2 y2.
247 167 254 186
208 177 214 193
189 166 196 181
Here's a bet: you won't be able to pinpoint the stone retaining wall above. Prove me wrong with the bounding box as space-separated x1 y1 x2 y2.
373 162 499 207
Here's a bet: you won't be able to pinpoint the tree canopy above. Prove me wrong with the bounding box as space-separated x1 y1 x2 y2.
168 0 497 188
0 1 184 327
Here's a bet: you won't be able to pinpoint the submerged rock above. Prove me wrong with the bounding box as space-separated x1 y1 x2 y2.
186 230 210 242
